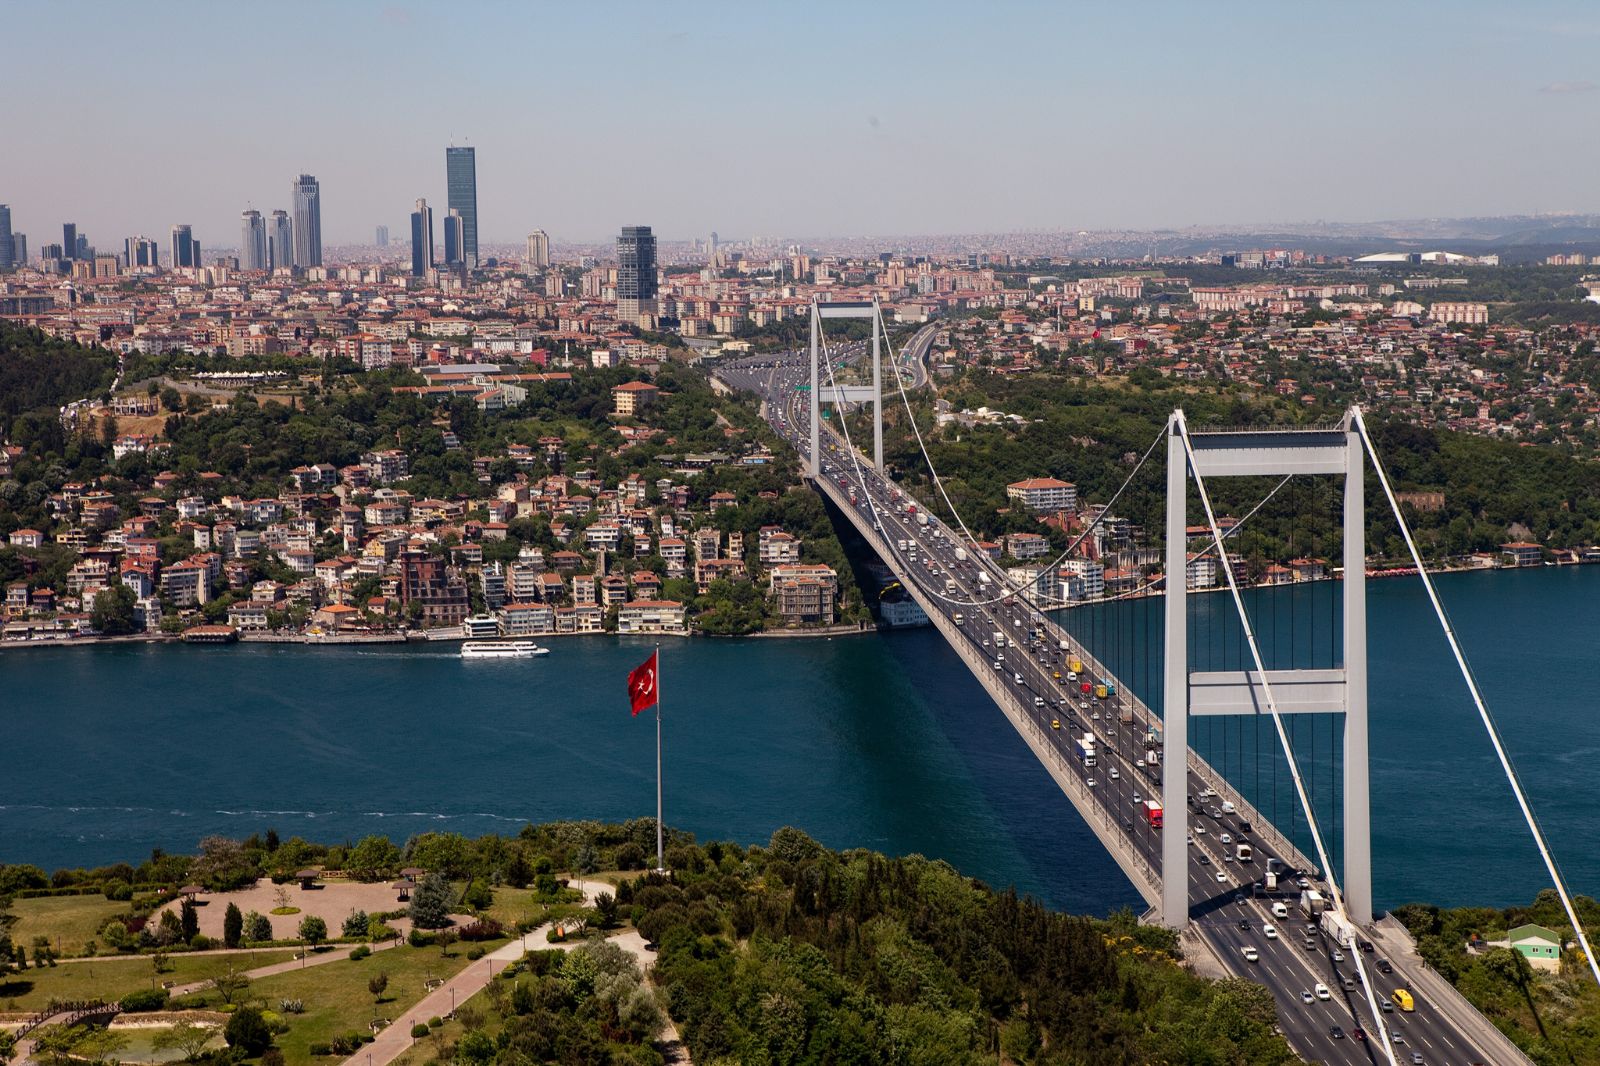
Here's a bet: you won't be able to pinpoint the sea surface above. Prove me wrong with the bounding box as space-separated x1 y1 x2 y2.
4 565 1598 915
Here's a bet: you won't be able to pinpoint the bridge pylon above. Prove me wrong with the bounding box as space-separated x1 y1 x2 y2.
1161 409 1371 929
809 298 885 477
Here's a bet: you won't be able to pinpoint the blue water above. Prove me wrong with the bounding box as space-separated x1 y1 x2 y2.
3 565 1598 913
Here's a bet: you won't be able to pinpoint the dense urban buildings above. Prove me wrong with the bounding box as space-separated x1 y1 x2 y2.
445 145 477 268
291 173 321 268
616 224 657 322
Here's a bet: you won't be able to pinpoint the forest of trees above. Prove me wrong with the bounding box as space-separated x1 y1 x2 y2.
0 321 117 442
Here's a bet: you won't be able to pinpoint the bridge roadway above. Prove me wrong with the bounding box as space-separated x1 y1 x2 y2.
716 346 1525 1066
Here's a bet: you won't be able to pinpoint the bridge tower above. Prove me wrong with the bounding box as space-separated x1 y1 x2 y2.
809 299 885 477
1161 410 1371 928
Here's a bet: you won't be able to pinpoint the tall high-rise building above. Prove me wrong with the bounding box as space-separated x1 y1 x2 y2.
62 223 78 260
124 236 159 269
74 234 90 261
10 234 25 269
269 210 293 272
240 210 267 271
292 174 322 268
0 204 13 270
526 230 549 269
375 225 389 247
443 209 465 267
170 224 199 269
410 198 434 277
617 225 658 321
445 146 477 268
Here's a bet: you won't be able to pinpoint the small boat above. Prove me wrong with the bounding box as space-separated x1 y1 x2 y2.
461 640 549 659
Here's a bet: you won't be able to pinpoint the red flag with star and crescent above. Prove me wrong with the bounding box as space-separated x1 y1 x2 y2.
627 651 659 716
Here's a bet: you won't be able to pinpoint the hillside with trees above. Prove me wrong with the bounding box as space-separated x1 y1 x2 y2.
0 321 117 443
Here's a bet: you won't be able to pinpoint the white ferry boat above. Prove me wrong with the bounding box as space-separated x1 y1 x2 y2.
460 640 549 660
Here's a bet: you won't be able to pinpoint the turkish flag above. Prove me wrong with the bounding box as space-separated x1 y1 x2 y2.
627 651 659 716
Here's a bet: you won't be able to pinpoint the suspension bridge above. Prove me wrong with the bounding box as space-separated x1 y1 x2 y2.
715 299 1600 1066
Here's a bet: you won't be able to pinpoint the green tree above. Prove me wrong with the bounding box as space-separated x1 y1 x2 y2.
179 898 199 943
297 914 328 947
224 1006 273 1055
368 972 389 1003
243 911 273 942
408 872 453 930
151 1021 214 1062
345 835 402 881
90 584 137 636
222 902 243 949
212 964 250 1006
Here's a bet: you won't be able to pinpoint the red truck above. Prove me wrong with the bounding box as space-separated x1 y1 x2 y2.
1143 799 1163 828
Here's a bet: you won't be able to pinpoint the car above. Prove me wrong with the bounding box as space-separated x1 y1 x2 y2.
1360 939 1375 954
1135 757 1146 768
1329 1025 1345 1040
1132 792 1142 804
1314 983 1331 1001
1050 718 1060 730
1193 824 1207 835
1331 949 1345 962
1295 877 1310 889
1208 807 1222 819
1299 990 1314 1005
1220 833 1233 845
1123 819 1134 831
1341 976 1356 991
1034 696 1045 706
1271 902 1289 918
1241 946 1259 963
1092 710 1101 720
1197 852 1210 865
1238 820 1252 832
1109 767 1120 779
1086 778 1097 788
1351 1027 1367 1042
1215 872 1228 883
1380 998 1394 1013
1411 1054 1423 1064
992 661 1002 670
1237 919 1251 931
1262 923 1278 939
1377 959 1393 974
1199 787 1216 799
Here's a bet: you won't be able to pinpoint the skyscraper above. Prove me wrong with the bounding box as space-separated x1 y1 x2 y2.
240 210 267 271
617 225 658 321
0 205 13 270
269 210 293 272
375 225 389 248
443 209 464 267
170 224 199 270
526 230 549 269
62 223 78 260
445 146 478 268
410 198 434 277
292 174 322 268
124 236 159 269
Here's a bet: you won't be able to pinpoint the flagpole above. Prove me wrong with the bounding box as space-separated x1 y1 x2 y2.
654 643 664 874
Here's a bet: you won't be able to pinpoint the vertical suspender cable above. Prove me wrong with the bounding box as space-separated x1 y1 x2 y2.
1354 408 1600 991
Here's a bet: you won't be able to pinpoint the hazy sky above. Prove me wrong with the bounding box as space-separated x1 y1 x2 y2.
6 0 1600 249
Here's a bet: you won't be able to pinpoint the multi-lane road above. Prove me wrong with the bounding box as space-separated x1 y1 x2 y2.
715 344 1508 1066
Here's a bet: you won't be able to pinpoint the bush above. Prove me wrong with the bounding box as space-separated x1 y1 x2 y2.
459 918 504 942
224 1005 274 1055
427 1017 443 1029
119 988 170 1012
407 928 434 948
410 1024 430 1039
102 879 132 901
328 1033 370 1055
308 1044 332 1057
342 910 369 938
349 945 371 961
190 934 212 951
465 946 485 961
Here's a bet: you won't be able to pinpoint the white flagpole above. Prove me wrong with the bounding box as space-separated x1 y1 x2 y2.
654 644 664 873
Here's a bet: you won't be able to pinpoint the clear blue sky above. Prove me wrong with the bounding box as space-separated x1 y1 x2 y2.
6 0 1599 249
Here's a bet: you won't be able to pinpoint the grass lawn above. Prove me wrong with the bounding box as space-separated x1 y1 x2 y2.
107 1025 225 1063
0 950 296 1011
10 895 128 957
249 943 504 1066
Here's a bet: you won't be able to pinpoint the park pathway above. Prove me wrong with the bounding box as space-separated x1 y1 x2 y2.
342 880 689 1066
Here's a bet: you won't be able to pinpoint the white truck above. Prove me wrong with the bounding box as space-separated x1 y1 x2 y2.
1299 888 1327 919
916 512 929 528
954 546 969 562
977 572 991 588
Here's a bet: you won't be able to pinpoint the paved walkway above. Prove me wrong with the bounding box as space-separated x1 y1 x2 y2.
342 880 689 1066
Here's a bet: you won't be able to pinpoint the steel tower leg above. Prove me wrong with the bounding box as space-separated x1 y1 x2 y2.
1162 417 1190 929
809 302 820 479
1343 425 1372 923
872 300 884 471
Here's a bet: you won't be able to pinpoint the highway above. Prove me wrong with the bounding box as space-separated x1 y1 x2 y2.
716 343 1511 1066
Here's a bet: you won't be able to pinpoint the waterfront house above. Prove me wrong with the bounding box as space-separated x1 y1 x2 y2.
1500 542 1543 568
617 599 687 635
1507 924 1563 972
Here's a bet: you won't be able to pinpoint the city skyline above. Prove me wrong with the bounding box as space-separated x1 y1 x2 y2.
6 1 1600 247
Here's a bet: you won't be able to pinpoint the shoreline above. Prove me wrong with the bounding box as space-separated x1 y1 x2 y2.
0 559 1574 653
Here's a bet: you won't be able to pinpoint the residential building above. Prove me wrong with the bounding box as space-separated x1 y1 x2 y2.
526 230 549 269
617 225 658 321
1501 541 1543 567
1507 924 1562 972
617 599 687 635
1005 477 1077 512
612 380 658 416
